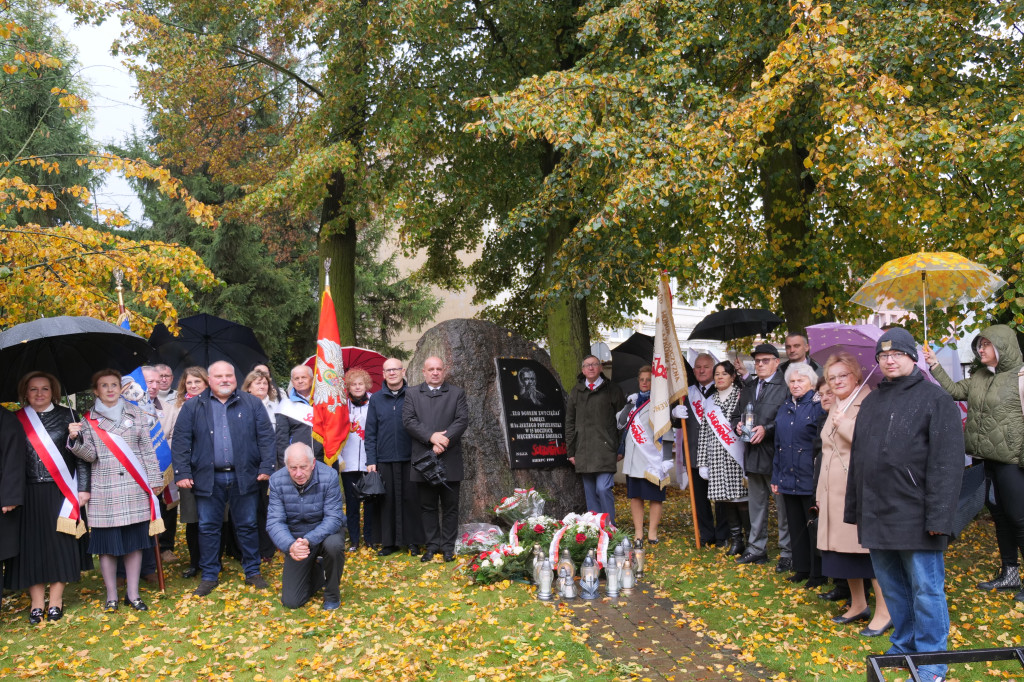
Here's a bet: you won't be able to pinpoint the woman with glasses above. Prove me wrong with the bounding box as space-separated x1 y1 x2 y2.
165 367 209 578
772 362 826 588
816 353 892 635
924 325 1024 601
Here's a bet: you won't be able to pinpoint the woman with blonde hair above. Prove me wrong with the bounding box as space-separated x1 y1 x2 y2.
817 352 891 636
339 367 377 551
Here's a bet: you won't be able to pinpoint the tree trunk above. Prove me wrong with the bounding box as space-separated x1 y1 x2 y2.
320 170 357 345
544 217 590 387
759 130 829 336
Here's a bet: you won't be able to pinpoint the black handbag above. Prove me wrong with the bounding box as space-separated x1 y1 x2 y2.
355 470 386 500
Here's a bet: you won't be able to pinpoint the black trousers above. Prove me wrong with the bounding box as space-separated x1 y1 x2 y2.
418 481 460 553
280 531 345 609
341 472 379 547
377 461 424 547
782 493 821 577
690 468 730 543
256 479 276 560
159 497 177 553
986 460 1024 566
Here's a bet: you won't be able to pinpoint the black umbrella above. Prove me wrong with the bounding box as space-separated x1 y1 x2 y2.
688 308 784 342
0 316 152 401
611 332 696 395
149 313 267 382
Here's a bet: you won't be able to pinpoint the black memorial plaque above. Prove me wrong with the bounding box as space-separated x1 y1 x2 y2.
494 358 568 469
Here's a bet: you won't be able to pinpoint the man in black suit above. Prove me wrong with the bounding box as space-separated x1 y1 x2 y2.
402 356 469 563
731 344 790 568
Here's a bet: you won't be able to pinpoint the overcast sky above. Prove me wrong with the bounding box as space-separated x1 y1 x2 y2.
55 9 145 222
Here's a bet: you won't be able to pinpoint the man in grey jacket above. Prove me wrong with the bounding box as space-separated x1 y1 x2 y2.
267 443 346 610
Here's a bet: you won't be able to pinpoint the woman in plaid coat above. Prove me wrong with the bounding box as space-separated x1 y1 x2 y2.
70 369 163 613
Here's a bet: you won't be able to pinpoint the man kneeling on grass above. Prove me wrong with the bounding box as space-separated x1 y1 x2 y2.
267 443 346 610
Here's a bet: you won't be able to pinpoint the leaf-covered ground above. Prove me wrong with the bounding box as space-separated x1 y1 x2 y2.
641 487 1024 682
1 486 1021 681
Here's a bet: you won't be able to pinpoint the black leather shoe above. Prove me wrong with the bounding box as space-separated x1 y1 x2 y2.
775 557 793 573
47 606 64 621
28 608 44 624
787 572 809 583
805 576 828 589
819 585 852 602
420 551 436 563
347 543 360 553
408 544 420 555
183 566 199 579
124 596 148 611
860 620 893 637
378 546 399 557
443 552 455 562
736 550 767 565
832 607 870 624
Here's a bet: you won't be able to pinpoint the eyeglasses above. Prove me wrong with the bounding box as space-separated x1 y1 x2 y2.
977 340 993 349
877 352 907 362
753 358 777 365
582 362 601 368
383 368 403 373
827 372 852 384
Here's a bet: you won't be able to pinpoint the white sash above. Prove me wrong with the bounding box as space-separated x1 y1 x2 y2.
703 397 745 471
688 385 707 422
278 397 313 426
625 400 672 489
19 407 84 537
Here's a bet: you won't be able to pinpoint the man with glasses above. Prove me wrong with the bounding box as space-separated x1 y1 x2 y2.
365 359 424 557
732 343 791 568
566 355 626 526
845 327 963 682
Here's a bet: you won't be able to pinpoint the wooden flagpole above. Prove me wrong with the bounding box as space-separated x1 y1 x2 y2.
115 269 165 592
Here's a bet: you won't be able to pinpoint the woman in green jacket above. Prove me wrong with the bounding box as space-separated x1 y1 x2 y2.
924 325 1024 601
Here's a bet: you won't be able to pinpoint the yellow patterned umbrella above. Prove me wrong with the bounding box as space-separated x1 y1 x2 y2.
850 251 1006 343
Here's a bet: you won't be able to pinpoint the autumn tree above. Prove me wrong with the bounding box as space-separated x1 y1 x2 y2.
0 0 218 333
469 0 1024 336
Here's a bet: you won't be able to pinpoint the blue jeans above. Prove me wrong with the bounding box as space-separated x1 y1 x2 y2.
196 472 260 582
581 473 616 527
870 549 949 682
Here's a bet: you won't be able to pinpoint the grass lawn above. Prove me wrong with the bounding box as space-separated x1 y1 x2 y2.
2 485 1022 681
642 487 1024 682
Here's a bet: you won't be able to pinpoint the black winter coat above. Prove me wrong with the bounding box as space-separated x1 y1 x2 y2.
403 382 469 483
566 375 626 474
733 372 788 476
0 408 27 561
844 368 965 551
365 383 412 465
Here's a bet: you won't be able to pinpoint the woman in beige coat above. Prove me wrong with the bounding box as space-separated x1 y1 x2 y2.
816 353 891 636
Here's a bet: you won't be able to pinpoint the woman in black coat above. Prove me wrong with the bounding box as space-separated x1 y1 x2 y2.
0 407 27 612
5 372 91 622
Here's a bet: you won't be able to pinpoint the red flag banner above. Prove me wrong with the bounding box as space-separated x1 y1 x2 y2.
312 271 350 467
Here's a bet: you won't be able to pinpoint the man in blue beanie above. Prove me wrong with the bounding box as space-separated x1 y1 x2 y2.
845 327 964 682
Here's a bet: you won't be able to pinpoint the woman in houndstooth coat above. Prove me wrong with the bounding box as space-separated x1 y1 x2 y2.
70 369 162 613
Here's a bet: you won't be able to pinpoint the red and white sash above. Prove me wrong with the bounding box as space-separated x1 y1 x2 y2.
17 407 85 537
703 393 745 470
83 412 165 536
